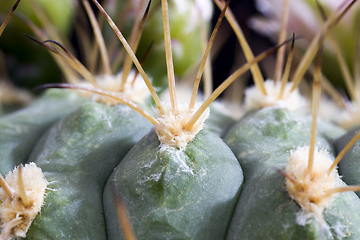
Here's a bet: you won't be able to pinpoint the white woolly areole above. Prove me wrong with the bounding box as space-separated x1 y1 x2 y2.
0 163 48 238
285 146 340 226
244 79 308 112
77 70 150 105
154 101 209 149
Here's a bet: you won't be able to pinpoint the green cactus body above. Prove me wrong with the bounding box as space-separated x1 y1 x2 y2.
224 107 360 239
23 102 152 239
104 129 243 240
334 126 360 197
0 89 87 175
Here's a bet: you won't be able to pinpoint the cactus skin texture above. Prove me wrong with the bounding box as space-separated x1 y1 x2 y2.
0 89 87 175
335 126 360 198
104 129 243 240
224 107 360 239
23 102 152 239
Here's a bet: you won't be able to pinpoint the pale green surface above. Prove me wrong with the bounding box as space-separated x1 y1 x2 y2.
225 107 360 239
25 102 152 239
335 126 360 197
104 129 243 240
0 89 87 175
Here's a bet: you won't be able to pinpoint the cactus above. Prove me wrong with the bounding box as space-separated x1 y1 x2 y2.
224 0 360 238
1 0 360 240
1 0 235 238
224 107 360 239
0 1 88 176
104 128 243 240
0 89 88 175
66 1 245 238
25 102 152 239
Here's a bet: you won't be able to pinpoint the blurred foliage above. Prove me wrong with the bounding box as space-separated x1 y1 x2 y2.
0 0 76 89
